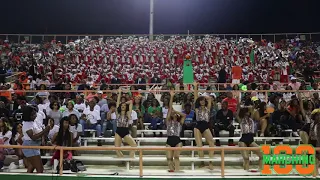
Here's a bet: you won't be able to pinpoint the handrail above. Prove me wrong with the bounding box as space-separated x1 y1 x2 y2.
1 32 320 36
0 144 319 177
1 89 319 93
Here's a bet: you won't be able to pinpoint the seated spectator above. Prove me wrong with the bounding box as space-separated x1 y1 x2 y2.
74 96 86 114
62 101 80 119
132 96 145 130
252 102 270 137
288 77 301 90
0 118 15 168
81 100 102 139
287 98 304 132
11 122 25 169
0 101 10 119
47 102 62 125
50 117 73 170
69 114 82 146
48 118 59 143
214 101 235 146
146 99 163 131
106 102 117 136
180 103 195 144
270 100 294 143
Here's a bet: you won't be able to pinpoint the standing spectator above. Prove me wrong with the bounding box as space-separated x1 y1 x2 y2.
0 64 6 85
303 64 314 83
150 73 162 84
21 106 50 173
222 92 238 114
135 75 146 90
218 65 227 83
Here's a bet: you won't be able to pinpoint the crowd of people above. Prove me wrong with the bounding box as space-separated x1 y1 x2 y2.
0 35 320 174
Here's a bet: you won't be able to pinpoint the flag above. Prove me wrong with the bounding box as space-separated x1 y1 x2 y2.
250 49 255 64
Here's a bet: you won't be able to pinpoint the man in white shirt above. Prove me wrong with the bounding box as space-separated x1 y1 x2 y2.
80 100 102 138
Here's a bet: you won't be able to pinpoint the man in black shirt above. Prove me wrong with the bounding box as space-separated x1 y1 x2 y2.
218 65 227 83
0 64 6 85
271 100 298 139
214 101 235 146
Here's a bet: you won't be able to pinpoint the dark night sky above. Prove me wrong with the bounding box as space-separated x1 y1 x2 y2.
1 0 320 35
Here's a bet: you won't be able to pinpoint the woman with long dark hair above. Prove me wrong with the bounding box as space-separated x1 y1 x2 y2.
21 106 50 173
165 91 186 172
132 96 145 130
236 105 262 171
193 82 214 170
252 102 269 137
11 122 25 168
299 92 315 144
0 118 14 167
50 117 73 168
115 89 137 158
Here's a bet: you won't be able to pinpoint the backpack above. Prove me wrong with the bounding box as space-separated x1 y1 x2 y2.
70 159 86 172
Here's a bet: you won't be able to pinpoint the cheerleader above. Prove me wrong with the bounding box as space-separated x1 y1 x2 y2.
193 82 215 169
115 89 137 158
166 91 186 172
298 93 315 144
308 109 320 175
235 104 262 171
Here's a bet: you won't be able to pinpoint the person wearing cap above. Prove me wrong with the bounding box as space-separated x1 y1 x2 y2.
62 101 80 119
288 76 301 90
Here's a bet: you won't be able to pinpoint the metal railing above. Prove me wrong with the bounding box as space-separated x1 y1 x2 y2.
1 32 320 44
0 144 318 177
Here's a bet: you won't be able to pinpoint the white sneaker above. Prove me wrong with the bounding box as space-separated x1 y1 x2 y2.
292 132 299 137
44 161 52 169
9 162 18 170
18 164 24 169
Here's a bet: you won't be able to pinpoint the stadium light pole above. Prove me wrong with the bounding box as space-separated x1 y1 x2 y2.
149 0 154 41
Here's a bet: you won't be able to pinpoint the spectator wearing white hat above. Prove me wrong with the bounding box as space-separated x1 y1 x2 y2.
288 76 301 90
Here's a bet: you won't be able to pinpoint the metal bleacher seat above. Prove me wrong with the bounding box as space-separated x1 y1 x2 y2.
49 136 301 171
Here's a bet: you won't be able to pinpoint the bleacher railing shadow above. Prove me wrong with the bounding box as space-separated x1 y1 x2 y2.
1 145 318 177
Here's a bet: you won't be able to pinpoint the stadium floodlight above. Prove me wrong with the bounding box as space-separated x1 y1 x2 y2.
149 0 154 41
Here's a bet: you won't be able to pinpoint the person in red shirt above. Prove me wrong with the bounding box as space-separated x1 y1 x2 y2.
222 92 238 114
